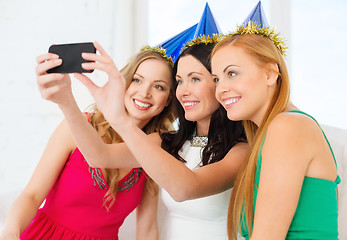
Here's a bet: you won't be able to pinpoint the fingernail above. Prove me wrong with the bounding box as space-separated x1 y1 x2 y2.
55 59 62 64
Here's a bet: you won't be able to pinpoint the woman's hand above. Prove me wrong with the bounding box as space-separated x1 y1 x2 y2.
35 53 74 107
74 41 129 127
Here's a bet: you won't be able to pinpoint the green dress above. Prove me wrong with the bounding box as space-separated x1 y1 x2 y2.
241 110 340 239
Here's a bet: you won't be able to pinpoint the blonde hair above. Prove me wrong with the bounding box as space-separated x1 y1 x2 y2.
212 34 290 239
89 50 176 210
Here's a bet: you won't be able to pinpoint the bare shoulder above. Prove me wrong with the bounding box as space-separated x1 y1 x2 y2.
263 111 320 168
267 111 319 142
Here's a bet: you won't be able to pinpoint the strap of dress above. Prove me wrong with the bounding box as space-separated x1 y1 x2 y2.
286 110 341 184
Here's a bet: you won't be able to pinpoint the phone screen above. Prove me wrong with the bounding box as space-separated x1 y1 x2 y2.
47 42 96 73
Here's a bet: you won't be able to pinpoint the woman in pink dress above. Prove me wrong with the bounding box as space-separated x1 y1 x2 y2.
0 42 175 240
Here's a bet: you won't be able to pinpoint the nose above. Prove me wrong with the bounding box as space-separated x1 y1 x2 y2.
216 78 229 96
139 84 152 98
176 82 191 98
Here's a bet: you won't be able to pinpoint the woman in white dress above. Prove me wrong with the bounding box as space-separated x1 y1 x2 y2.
36 38 248 239
157 39 246 239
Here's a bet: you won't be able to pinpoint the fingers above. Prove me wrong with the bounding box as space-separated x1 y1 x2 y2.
81 52 109 64
36 58 62 76
81 42 112 63
81 61 114 75
37 73 65 89
36 53 59 64
81 41 120 73
94 41 111 59
73 73 98 95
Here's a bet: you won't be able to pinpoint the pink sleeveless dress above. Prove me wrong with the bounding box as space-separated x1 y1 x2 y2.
21 148 146 240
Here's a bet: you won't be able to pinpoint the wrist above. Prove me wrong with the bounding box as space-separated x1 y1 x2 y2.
109 115 134 134
58 97 80 114
57 94 78 110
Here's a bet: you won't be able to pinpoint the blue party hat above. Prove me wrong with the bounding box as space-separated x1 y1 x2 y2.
193 2 221 38
242 1 269 28
159 2 221 62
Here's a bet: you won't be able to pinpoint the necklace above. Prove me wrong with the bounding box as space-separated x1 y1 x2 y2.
190 129 208 148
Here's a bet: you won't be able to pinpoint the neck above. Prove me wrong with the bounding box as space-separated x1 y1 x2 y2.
252 87 278 127
196 118 210 136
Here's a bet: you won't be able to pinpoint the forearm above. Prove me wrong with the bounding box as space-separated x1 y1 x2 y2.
1 193 42 237
113 121 198 201
57 100 110 168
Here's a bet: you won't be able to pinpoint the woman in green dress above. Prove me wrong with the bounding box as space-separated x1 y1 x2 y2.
211 22 340 240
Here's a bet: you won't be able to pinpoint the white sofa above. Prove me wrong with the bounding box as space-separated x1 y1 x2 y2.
1 124 346 239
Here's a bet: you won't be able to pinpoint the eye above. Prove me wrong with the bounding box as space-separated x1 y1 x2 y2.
228 71 236 78
132 78 141 83
213 77 219 83
155 85 164 91
177 79 183 85
192 77 200 83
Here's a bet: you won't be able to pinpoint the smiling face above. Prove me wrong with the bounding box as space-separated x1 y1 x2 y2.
212 45 277 126
124 58 172 128
175 55 220 133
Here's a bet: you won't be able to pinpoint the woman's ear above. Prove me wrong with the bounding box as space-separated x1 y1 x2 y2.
266 63 279 86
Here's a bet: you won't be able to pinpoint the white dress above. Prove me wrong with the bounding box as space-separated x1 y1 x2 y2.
159 140 232 240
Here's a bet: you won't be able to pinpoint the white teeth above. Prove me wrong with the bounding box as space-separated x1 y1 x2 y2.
183 102 198 107
225 98 240 105
134 99 151 108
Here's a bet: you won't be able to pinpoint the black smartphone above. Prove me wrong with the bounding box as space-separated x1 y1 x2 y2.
47 42 96 73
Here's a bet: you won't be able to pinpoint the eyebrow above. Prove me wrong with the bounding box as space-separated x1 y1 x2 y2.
188 72 203 77
154 80 169 85
134 73 144 78
176 72 203 79
135 73 169 85
223 64 240 73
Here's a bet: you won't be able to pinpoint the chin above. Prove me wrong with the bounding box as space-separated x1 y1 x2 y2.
184 114 197 122
227 112 242 122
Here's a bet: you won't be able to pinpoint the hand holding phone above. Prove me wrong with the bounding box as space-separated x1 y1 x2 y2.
47 42 96 73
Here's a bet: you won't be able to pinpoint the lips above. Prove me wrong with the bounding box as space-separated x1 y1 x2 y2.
223 97 241 108
133 99 152 110
182 100 199 110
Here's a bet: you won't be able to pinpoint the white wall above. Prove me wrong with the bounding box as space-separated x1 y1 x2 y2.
0 0 148 193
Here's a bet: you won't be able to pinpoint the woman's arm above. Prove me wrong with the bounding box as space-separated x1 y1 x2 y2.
136 181 159 240
112 122 248 201
79 57 249 201
36 45 141 169
0 121 75 239
250 113 317 240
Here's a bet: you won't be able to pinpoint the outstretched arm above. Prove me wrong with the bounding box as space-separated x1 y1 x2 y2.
112 121 247 201
36 44 140 169
79 57 248 201
0 121 75 240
